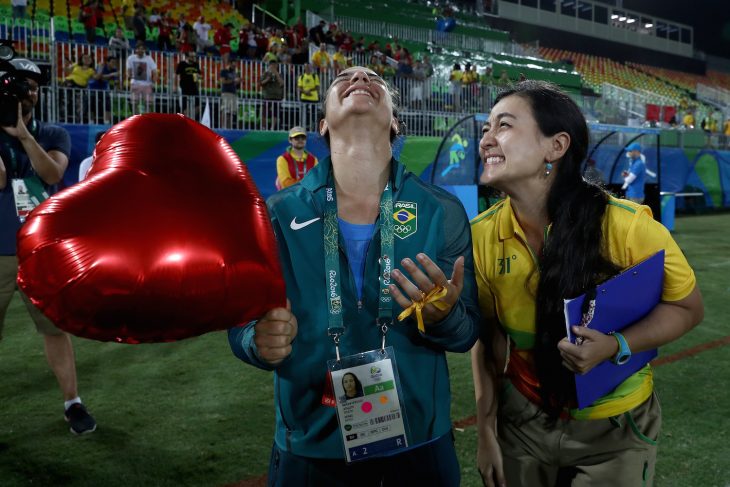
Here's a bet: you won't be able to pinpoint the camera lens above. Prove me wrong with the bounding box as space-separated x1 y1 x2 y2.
0 45 14 61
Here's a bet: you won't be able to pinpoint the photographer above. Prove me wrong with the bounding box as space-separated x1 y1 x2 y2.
0 57 97 435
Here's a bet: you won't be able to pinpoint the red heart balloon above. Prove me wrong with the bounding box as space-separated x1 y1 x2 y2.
16 114 285 343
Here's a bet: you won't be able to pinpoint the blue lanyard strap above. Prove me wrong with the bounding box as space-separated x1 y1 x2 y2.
323 165 395 355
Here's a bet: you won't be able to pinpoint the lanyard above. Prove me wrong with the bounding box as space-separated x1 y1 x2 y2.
290 149 308 180
323 167 395 360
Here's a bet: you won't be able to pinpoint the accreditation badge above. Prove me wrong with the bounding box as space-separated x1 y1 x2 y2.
327 346 410 463
11 179 37 220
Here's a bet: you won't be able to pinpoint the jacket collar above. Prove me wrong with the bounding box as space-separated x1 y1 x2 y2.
497 196 517 241
300 155 407 194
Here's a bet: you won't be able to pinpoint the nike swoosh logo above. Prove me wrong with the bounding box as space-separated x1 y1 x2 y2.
290 217 321 230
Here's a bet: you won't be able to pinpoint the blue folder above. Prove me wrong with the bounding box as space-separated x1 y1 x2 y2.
564 250 665 409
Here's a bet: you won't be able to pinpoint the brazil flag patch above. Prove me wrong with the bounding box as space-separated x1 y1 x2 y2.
393 201 417 239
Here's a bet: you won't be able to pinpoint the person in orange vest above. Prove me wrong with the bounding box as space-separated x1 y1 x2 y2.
275 126 318 190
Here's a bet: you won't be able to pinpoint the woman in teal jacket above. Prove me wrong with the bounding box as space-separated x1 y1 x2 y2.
229 67 480 486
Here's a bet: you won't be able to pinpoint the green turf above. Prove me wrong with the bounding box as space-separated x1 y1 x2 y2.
0 213 728 486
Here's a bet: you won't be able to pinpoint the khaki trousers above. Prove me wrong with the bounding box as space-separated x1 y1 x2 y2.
498 383 660 487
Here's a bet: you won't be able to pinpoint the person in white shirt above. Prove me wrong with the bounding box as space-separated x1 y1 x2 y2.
125 43 158 114
78 131 106 181
192 16 213 53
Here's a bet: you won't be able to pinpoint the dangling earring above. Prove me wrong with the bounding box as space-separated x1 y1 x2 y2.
545 160 553 176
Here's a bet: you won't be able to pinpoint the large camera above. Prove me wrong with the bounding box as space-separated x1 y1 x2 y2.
0 40 44 127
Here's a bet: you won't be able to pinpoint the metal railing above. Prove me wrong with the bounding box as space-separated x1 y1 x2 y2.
22 43 642 135
38 84 506 136
50 41 506 117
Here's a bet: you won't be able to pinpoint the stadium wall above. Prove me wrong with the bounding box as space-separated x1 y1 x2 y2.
61 127 729 210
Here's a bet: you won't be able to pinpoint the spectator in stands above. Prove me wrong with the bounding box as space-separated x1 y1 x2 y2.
367 40 381 55
297 64 320 103
238 24 257 59
260 60 285 130
263 45 279 64
308 20 327 45
711 109 723 134
395 57 413 104
132 6 147 44
193 16 214 54
157 13 174 51
176 13 188 33
177 24 195 54
126 43 158 114
63 53 95 89
122 0 134 30
220 59 240 129
0 58 97 436
268 28 284 51
410 59 427 109
63 53 95 123
11 0 27 19
277 45 292 65
297 63 319 123
291 43 308 65
311 43 332 72
472 80 703 487
78 130 107 181
353 36 365 54
109 28 131 60
79 0 99 44
214 23 235 65
176 51 202 120
368 54 385 77
254 27 269 58
148 8 161 27
289 18 306 47
622 142 646 204
88 55 119 124
94 1 105 30
421 55 434 105
480 65 494 86
479 66 494 109
332 45 349 73
275 126 318 190
497 69 510 87
682 110 695 129
448 63 463 111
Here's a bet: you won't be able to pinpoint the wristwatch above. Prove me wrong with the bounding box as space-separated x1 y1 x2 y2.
610 332 632 365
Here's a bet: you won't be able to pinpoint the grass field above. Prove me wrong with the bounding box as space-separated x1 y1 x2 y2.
1 213 728 487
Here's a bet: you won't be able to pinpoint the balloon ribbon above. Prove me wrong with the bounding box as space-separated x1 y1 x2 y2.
397 285 449 333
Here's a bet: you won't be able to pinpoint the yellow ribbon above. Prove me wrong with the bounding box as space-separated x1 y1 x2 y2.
397 285 449 333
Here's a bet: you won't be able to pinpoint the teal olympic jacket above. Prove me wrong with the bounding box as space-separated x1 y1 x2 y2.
229 156 480 459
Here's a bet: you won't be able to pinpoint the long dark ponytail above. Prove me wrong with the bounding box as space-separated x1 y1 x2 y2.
495 81 620 417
